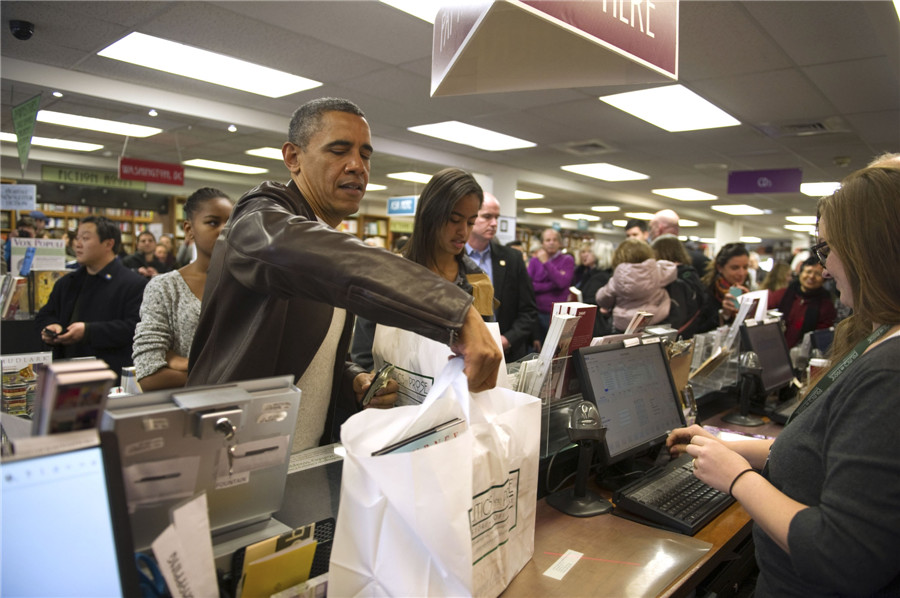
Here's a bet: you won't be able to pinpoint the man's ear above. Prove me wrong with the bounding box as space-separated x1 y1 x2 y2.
282 141 301 175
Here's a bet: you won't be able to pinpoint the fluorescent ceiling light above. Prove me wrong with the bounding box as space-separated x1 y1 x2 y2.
785 215 817 225
678 236 689 241
740 236 762 244
800 182 841 197
387 171 432 184
245 147 284 160
611 220 628 227
624 211 656 219
785 224 817 234
600 84 741 132
408 121 535 151
561 163 649 181
711 204 765 216
366 183 388 191
563 213 601 222
652 188 717 201
98 32 321 98
183 159 268 175
700 237 717 244
378 0 440 23
590 206 620 212
515 190 544 200
1 132 102 152
678 219 699 227
36 110 161 138
524 207 553 214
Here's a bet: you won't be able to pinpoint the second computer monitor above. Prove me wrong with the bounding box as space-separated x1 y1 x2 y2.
574 341 685 466
740 320 794 394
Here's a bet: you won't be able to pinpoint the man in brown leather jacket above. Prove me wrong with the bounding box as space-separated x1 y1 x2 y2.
188 97 501 450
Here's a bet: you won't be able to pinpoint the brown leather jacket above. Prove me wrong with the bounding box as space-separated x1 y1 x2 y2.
188 180 473 441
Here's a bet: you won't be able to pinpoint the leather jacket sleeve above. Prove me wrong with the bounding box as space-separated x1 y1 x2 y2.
225 190 474 344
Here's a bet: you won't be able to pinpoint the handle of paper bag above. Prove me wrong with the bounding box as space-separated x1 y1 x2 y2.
415 357 472 423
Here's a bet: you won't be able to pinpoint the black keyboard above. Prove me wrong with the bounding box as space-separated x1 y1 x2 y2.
768 396 800 424
612 454 734 535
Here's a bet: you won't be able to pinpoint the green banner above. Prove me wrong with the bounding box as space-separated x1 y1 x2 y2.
12 93 42 172
41 164 147 190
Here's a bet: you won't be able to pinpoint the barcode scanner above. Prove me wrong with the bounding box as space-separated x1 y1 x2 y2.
547 401 614 517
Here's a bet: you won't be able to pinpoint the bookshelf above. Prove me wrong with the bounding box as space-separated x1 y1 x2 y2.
341 214 391 248
27 204 154 254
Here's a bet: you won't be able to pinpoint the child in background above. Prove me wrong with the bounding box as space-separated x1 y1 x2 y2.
595 238 677 333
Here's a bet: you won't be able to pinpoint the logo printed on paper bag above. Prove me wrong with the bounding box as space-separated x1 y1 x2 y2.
470 469 520 564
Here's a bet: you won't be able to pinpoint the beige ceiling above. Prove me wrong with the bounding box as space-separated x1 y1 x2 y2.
1 1 898 243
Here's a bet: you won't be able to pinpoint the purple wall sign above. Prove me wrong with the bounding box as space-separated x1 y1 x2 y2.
728 168 802 194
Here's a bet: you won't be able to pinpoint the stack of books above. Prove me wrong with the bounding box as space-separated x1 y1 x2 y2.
31 358 116 435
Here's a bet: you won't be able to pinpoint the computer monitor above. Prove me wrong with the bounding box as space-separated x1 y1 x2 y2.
740 320 794 394
100 376 300 551
1 430 141 597
573 340 685 466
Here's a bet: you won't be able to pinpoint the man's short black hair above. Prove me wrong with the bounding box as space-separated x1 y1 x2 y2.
625 218 648 232
288 97 366 149
79 216 122 255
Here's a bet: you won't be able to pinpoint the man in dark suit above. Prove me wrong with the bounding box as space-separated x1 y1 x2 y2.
465 193 538 361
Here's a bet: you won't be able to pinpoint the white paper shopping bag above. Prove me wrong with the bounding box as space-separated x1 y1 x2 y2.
329 358 540 597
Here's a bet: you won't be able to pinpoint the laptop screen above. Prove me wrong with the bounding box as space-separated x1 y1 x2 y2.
1 435 139 597
741 321 794 394
574 341 685 465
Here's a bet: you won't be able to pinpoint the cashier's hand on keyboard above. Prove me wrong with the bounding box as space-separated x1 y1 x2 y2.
354 374 399 409
670 425 753 494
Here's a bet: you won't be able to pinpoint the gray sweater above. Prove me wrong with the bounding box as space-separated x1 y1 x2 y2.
754 335 900 596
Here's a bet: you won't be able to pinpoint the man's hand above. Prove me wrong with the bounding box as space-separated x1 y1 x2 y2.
536 248 549 263
41 324 64 345
56 322 85 345
500 334 511 351
451 306 502 392
353 372 399 409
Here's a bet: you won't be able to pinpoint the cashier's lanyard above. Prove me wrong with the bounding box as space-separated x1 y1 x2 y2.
762 324 891 478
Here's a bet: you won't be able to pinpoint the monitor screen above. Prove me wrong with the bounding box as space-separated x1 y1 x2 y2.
741 320 794 394
574 341 685 465
100 376 300 551
1 435 139 597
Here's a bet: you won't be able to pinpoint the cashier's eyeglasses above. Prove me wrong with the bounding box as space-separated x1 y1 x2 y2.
811 240 830 264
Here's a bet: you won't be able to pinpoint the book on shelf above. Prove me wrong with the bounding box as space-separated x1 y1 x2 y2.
1 351 53 417
552 301 598 398
1 275 29 320
34 270 68 312
32 359 116 436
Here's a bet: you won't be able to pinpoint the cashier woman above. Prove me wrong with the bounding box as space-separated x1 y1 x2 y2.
667 162 900 595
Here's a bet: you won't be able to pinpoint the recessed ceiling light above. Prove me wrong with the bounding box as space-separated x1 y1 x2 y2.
784 224 817 234
624 211 656 219
366 183 388 191
0 132 103 152
52 91 64 98
590 206 620 212
98 32 322 98
183 159 268 174
387 171 432 184
599 84 741 132
712 204 765 216
785 215 818 225
561 163 649 181
678 219 699 227
148 109 158 117
740 236 762 243
652 188 717 201
515 190 544 200
227 124 237 133
245 147 283 160
524 207 553 214
800 182 841 196
611 220 628 227
36 110 161 137
563 213 601 221
408 121 536 151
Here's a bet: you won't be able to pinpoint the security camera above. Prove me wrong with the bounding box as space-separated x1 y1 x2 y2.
9 20 35 41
